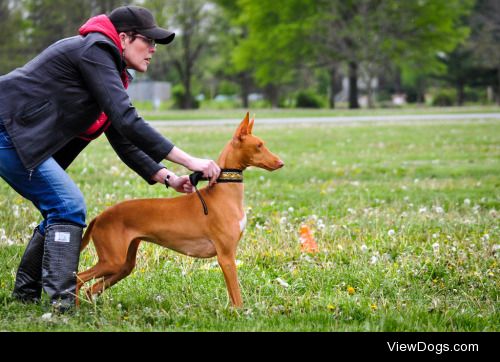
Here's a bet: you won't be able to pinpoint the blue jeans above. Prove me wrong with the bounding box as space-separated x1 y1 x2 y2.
0 119 86 235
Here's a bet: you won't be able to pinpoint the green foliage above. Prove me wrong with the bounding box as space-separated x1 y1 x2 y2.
171 84 200 109
432 89 456 107
0 114 499 331
295 91 324 109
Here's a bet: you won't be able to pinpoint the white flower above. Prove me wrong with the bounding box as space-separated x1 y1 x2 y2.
347 208 356 215
288 207 294 213
432 233 439 239
464 198 471 206
481 234 490 242
434 206 444 214
275 278 289 288
432 242 440 252
41 313 53 321
370 255 378 264
388 229 396 237
279 216 287 224
492 245 500 253
259 176 265 181
419 207 427 214
360 244 368 253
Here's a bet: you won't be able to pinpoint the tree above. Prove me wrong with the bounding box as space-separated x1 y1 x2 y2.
232 0 317 108
468 0 500 104
0 0 28 74
146 0 218 109
212 0 253 108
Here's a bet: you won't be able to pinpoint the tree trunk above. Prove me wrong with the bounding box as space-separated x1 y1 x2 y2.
348 61 359 109
456 81 465 106
328 66 336 109
183 68 192 109
239 72 251 108
497 65 500 105
367 77 375 108
265 84 279 108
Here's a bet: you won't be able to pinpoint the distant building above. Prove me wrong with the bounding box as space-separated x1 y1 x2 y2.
127 80 171 109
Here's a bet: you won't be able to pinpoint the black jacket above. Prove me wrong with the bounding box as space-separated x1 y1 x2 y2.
0 32 173 184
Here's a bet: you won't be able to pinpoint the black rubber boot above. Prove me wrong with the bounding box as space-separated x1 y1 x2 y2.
12 227 45 303
42 223 82 313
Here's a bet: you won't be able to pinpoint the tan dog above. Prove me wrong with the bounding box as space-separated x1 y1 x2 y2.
76 113 284 307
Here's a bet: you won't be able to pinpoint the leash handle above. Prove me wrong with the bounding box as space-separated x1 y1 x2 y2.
189 171 209 216
194 187 209 216
189 171 205 187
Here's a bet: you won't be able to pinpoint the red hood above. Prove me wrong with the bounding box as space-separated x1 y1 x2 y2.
79 15 122 54
78 15 129 141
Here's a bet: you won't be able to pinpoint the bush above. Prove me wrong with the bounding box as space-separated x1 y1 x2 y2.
296 91 324 108
432 90 455 107
172 84 200 109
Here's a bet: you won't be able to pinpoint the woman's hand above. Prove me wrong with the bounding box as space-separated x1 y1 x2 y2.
168 175 195 194
165 147 221 187
151 168 194 193
187 157 221 186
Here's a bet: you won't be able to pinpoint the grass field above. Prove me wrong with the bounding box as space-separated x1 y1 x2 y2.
0 116 498 331
137 105 500 120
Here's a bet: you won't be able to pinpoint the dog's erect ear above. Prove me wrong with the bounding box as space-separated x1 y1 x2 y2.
233 112 250 140
248 115 255 134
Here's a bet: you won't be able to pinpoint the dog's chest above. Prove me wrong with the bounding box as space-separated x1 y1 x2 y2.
239 213 247 232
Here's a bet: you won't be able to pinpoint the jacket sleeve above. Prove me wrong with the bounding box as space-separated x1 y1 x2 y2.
105 124 169 185
79 42 174 162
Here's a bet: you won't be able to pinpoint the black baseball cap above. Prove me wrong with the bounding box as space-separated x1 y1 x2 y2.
109 6 175 44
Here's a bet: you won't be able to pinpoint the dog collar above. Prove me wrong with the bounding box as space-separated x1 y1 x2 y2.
189 169 243 187
188 169 243 216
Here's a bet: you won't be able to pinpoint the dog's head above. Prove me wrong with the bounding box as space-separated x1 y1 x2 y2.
231 112 284 171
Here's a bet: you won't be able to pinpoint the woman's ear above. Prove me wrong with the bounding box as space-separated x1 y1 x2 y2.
119 32 127 49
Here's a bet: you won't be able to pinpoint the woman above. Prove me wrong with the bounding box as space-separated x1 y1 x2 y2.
0 5 220 312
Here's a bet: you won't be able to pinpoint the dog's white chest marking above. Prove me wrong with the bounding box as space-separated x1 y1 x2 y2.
239 213 247 232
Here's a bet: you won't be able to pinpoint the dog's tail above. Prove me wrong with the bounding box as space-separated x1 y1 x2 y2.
80 218 96 251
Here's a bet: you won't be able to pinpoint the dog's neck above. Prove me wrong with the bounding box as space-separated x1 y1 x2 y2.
217 141 246 171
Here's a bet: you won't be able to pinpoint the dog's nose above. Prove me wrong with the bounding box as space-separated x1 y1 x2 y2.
276 160 284 168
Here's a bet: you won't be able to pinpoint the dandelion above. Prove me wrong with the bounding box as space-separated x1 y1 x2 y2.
360 244 368 253
419 207 427 214
327 304 336 312
275 277 289 288
347 286 355 295
388 229 396 237
481 234 490 242
464 198 471 206
347 208 356 215
288 207 294 213
259 176 265 181
432 242 440 253
492 244 500 254
279 216 287 224
370 303 377 311
432 233 439 239
434 206 444 214
41 313 53 321
370 255 378 264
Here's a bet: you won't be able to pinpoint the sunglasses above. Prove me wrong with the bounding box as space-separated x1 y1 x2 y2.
128 33 156 49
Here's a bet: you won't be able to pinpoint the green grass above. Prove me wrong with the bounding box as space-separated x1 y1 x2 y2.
137 104 500 121
0 117 499 331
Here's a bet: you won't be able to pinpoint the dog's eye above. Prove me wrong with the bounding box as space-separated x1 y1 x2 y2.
257 143 263 149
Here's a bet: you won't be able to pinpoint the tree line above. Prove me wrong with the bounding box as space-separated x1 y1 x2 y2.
1 0 499 109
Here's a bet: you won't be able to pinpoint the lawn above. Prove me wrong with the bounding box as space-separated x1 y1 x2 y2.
0 117 498 331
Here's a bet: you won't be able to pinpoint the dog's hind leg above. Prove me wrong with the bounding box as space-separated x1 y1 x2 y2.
86 238 141 299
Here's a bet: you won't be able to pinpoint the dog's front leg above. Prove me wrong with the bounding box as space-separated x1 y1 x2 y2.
217 252 242 307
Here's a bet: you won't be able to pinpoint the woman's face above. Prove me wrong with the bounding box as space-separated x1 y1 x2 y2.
120 33 156 72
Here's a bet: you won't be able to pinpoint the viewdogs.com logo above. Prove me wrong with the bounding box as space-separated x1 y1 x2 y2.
387 341 479 355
